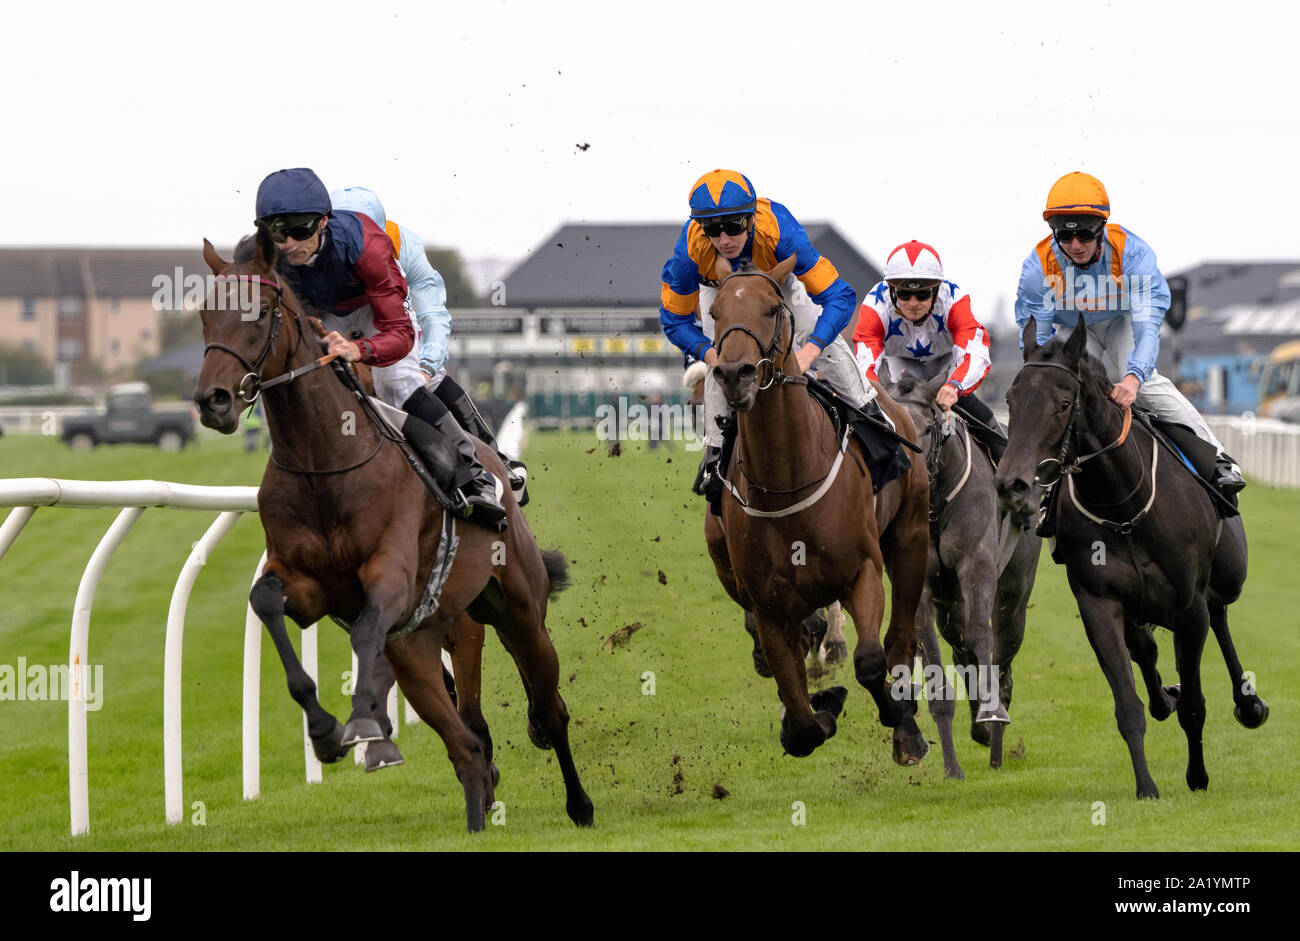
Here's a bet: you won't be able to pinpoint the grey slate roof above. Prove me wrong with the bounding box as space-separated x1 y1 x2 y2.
0 247 213 298
1166 260 1300 357
501 222 882 309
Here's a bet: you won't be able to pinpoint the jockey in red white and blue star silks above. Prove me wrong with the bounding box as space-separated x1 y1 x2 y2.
854 240 991 396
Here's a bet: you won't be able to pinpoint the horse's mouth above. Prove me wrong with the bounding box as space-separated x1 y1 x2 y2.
195 387 241 435
724 389 758 412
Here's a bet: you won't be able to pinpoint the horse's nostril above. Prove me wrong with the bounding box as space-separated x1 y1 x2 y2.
738 364 756 381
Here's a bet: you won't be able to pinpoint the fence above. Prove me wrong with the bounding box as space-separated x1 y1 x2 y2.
1207 415 1300 489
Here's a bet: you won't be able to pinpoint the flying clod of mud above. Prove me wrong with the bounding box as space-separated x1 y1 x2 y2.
603 621 643 652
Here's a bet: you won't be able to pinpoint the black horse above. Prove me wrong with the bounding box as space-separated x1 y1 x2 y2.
995 317 1269 798
885 372 1041 778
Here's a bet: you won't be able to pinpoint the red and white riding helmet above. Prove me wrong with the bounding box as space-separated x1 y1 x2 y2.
883 240 944 288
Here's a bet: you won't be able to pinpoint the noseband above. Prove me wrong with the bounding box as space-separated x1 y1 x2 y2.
712 271 802 390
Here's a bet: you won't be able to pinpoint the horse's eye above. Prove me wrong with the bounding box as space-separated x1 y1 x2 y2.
768 305 780 317
1059 400 1072 411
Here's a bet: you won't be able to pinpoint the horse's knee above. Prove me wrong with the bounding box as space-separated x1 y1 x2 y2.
853 645 886 689
249 573 284 618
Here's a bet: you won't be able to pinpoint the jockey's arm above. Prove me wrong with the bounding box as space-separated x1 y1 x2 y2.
1014 251 1060 348
1120 236 1170 390
395 224 452 377
773 203 856 372
943 292 992 407
851 287 888 385
659 235 715 364
338 221 414 367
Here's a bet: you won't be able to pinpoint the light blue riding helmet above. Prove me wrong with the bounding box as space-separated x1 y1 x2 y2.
329 186 387 230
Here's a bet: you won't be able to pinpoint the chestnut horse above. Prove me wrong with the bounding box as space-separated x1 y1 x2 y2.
193 229 592 831
704 255 932 763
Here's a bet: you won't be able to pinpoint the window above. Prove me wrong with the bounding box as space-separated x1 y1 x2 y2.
58 297 83 321
111 339 121 355
57 338 83 361
21 298 36 321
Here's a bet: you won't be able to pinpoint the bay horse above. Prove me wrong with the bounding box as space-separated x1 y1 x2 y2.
193 228 592 831
704 255 932 763
884 371 1042 777
995 317 1269 798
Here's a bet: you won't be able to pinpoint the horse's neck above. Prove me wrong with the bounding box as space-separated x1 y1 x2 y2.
1074 382 1146 498
734 380 829 490
261 317 380 473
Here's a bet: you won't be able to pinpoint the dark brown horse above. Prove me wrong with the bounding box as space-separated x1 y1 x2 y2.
194 229 592 831
995 317 1268 798
704 255 932 763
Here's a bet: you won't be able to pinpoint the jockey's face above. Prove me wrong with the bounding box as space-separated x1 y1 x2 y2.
703 214 752 260
278 216 327 266
1053 224 1102 266
892 284 938 323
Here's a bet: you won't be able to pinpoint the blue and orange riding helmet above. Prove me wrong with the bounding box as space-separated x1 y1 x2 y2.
688 169 757 219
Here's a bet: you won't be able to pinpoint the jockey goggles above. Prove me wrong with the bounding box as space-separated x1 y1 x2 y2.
699 215 751 238
894 286 937 301
262 213 323 243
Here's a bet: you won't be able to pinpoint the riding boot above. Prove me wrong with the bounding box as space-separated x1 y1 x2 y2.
440 384 529 504
402 387 507 525
1214 453 1246 496
693 446 721 496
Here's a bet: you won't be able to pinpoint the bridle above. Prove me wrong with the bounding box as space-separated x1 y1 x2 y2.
919 404 972 520
1013 359 1132 488
712 271 805 391
201 273 336 404
1012 358 1156 534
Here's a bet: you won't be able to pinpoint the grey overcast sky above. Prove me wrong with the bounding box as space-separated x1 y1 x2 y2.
2 0 1296 325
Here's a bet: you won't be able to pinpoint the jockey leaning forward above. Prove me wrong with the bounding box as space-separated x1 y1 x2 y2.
1015 171 1245 503
657 169 874 494
254 167 506 523
329 185 528 503
854 240 1004 464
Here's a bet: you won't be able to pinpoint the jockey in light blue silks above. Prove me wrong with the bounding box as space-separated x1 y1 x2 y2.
330 186 528 502
658 169 872 494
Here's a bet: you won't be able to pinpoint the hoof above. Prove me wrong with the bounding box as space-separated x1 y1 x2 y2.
975 704 1010 724
341 716 385 747
752 647 773 678
779 715 828 758
311 718 352 764
1234 698 1269 730
810 686 849 719
567 792 595 828
490 762 501 788
364 738 405 772
945 766 966 781
820 640 848 664
891 724 929 766
1186 769 1209 792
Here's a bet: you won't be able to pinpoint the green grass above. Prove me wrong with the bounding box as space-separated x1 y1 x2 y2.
0 430 1297 850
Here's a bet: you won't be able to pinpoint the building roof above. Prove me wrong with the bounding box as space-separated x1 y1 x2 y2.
0 247 213 298
501 222 882 309
1164 261 1300 358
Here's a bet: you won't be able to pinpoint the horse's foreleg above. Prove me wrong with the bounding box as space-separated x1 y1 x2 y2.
752 610 843 758
879 521 931 767
249 571 349 763
820 601 848 663
386 627 494 833
841 560 899 730
1125 619 1178 723
988 533 1035 768
917 588 962 780
955 552 1007 727
1173 605 1211 792
1075 589 1158 798
362 653 405 772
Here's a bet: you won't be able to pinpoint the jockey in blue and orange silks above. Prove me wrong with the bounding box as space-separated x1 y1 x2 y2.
658 169 872 492
1014 171 1244 499
329 185 528 503
254 168 506 522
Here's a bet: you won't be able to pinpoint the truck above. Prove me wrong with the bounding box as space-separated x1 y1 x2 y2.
60 381 196 451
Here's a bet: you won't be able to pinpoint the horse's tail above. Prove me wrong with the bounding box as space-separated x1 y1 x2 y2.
541 549 570 596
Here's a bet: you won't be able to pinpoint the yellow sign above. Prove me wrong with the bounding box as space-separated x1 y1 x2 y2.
570 337 596 354
605 337 631 354
637 337 666 353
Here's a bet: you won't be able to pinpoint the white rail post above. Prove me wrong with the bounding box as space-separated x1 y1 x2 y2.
242 551 269 801
302 624 322 784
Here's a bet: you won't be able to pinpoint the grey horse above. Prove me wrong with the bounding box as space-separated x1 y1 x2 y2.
884 372 1042 777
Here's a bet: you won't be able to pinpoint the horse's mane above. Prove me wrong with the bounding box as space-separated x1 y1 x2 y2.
1034 333 1114 402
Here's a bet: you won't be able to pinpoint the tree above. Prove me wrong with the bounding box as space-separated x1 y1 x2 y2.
0 345 54 386
426 248 481 308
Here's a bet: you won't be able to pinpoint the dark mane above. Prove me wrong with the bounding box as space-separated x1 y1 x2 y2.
233 232 293 276
1035 332 1113 401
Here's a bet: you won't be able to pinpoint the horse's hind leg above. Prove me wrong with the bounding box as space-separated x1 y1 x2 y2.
445 613 499 787
820 602 848 663
1208 602 1269 729
363 653 405 772
918 591 963 780
743 611 773 678
1125 619 1178 722
1173 606 1211 792
385 627 494 833
249 571 349 763
491 571 594 827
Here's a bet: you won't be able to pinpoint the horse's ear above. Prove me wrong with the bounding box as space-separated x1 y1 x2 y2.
202 238 229 274
1063 313 1088 365
924 370 951 401
253 225 277 271
768 253 798 286
712 256 732 284
1021 318 1040 361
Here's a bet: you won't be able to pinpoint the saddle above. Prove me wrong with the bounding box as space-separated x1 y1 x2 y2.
708 378 917 517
